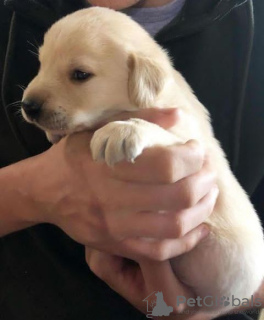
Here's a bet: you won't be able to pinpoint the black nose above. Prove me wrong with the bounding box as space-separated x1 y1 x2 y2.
21 99 42 120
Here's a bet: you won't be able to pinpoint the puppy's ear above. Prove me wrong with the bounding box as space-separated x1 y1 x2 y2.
127 53 166 108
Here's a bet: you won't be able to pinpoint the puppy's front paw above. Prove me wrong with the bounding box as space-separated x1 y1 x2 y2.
90 119 149 166
90 119 179 166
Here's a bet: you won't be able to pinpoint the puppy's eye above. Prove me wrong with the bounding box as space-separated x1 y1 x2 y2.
72 70 93 82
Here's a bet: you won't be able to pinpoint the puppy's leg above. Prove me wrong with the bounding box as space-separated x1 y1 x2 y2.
90 119 182 166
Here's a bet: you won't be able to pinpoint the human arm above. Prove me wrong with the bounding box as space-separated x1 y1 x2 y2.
0 108 216 261
84 146 218 318
85 137 264 320
0 153 47 236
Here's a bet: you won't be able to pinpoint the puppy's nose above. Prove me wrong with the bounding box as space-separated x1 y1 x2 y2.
21 99 42 120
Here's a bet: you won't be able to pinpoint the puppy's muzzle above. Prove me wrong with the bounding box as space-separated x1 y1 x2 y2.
21 98 43 121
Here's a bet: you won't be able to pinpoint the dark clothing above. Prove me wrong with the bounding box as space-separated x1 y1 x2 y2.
0 0 263 319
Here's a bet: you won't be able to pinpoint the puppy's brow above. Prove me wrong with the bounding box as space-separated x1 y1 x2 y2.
69 57 94 73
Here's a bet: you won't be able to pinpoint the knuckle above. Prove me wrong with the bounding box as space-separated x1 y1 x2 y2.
206 190 218 215
182 180 198 208
85 250 90 265
202 156 217 176
158 148 177 183
89 260 107 281
185 142 205 173
186 139 204 159
88 259 99 275
206 167 217 184
172 215 186 238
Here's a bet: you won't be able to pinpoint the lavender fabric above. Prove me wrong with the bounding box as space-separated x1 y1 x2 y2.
123 0 186 36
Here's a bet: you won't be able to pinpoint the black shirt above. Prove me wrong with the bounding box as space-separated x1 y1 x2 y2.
0 0 263 319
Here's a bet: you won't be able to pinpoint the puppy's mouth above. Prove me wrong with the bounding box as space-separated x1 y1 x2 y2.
45 108 138 144
46 130 68 144
24 107 137 144
22 108 71 143
37 123 70 144
46 125 87 144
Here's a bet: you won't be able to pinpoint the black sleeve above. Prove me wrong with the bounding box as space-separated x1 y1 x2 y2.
235 0 264 195
0 0 27 167
249 0 264 226
217 313 259 320
252 178 264 224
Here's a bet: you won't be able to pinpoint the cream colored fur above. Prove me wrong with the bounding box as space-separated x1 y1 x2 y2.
22 7 264 313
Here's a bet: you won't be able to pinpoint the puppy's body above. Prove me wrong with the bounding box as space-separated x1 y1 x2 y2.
22 8 264 312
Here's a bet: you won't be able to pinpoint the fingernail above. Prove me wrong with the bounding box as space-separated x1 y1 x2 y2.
200 225 210 239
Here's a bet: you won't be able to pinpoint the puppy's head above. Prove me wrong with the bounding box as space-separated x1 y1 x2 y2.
22 7 173 142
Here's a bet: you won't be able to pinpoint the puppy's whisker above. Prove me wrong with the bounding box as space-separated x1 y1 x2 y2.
13 107 23 117
32 38 40 49
6 100 22 110
14 108 22 116
17 84 26 92
27 40 40 58
18 114 26 122
27 40 39 52
14 108 25 122
28 49 39 58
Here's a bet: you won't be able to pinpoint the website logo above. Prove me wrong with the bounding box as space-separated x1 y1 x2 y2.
143 291 173 318
143 292 262 318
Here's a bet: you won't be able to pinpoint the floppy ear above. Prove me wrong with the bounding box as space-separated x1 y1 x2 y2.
127 53 166 108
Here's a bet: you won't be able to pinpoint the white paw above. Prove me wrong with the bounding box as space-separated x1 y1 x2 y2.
90 119 152 166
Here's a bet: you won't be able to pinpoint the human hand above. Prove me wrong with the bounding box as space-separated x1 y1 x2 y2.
84 108 218 318
85 250 216 319
30 108 217 262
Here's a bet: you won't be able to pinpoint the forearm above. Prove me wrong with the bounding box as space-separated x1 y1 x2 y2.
0 155 43 237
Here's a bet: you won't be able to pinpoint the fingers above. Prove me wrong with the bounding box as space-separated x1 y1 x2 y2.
122 224 210 261
85 248 123 282
86 249 125 294
85 248 145 304
109 161 217 239
126 157 215 211
111 140 205 184
113 184 218 241
85 249 200 317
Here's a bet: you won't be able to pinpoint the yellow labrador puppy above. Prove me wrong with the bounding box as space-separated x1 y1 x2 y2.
22 7 264 312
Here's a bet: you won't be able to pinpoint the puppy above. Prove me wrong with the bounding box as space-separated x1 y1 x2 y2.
22 7 264 312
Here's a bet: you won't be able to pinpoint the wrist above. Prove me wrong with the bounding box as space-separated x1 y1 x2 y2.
23 148 69 226
0 155 44 236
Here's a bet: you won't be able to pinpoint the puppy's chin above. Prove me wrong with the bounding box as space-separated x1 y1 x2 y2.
43 110 138 144
46 131 67 144
45 124 90 144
